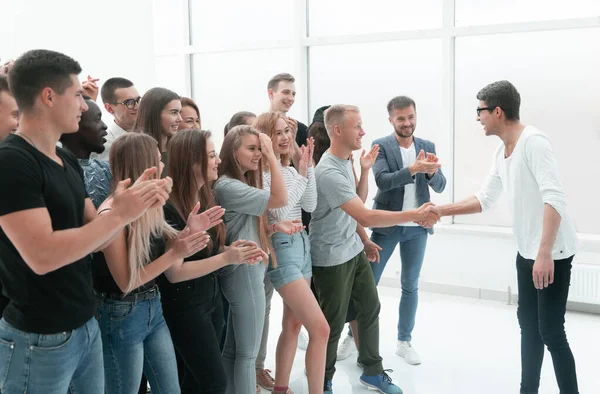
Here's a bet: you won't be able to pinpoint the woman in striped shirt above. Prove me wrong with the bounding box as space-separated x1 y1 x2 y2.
254 112 330 394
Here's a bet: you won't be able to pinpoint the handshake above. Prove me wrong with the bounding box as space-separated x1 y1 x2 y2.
414 202 441 228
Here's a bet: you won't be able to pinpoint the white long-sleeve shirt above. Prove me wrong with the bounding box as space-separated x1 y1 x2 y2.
263 163 317 224
474 126 577 260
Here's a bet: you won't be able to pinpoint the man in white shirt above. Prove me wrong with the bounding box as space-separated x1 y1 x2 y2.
91 77 140 161
438 80 578 394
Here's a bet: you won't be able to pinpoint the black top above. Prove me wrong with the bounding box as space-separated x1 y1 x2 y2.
295 121 308 148
0 134 99 334
92 234 165 297
157 202 220 300
295 121 312 231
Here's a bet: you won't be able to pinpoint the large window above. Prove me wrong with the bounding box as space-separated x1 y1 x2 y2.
153 0 600 235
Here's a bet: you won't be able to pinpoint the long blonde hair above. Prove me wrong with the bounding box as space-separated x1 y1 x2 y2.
217 125 276 267
109 133 178 293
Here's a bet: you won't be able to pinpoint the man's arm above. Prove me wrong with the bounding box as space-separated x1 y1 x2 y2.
1 208 128 275
525 134 568 289
0 169 168 275
438 151 503 218
340 197 435 228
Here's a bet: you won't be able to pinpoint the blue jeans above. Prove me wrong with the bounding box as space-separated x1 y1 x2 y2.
220 262 266 394
0 317 104 394
371 226 428 341
98 291 180 394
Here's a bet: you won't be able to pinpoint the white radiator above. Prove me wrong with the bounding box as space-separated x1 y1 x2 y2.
569 263 600 304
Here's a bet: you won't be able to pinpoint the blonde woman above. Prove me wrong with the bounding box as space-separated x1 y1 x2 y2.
96 133 219 394
254 112 329 394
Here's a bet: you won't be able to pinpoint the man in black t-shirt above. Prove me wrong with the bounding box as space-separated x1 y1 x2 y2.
0 49 169 394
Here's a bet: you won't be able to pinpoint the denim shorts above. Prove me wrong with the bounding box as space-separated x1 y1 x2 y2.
268 230 312 290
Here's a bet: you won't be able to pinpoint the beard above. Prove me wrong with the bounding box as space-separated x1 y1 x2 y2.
394 125 415 139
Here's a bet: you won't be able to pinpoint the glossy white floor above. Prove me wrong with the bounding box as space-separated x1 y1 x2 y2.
259 286 600 394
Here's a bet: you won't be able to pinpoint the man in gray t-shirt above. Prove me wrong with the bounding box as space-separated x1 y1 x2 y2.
309 152 363 267
310 104 438 394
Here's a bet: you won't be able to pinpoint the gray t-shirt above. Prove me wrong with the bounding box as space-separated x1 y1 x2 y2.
214 175 270 248
309 152 364 267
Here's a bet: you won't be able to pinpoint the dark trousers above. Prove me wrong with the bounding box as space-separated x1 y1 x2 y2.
162 274 227 393
312 252 384 380
516 253 579 394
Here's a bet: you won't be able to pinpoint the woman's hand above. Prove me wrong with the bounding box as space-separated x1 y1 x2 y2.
187 202 225 234
168 227 211 259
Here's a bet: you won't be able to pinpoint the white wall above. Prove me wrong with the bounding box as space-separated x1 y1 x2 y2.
0 0 156 120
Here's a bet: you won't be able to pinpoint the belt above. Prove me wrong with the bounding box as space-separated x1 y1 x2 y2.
105 285 158 303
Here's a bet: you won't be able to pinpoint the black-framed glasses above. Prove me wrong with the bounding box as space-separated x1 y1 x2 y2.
476 106 497 116
114 96 142 110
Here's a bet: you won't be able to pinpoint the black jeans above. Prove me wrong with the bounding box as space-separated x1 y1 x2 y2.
161 274 226 393
516 253 578 394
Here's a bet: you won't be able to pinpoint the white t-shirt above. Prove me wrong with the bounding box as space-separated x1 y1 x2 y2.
399 142 419 226
474 126 577 260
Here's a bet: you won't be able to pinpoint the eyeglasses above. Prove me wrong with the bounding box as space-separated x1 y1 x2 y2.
113 96 142 110
476 106 497 116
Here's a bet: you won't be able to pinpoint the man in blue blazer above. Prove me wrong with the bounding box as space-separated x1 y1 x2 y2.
370 96 446 365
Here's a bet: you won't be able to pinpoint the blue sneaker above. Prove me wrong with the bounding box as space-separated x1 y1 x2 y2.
323 377 333 394
359 370 403 394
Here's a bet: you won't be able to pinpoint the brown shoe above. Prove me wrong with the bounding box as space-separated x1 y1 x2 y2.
256 369 275 391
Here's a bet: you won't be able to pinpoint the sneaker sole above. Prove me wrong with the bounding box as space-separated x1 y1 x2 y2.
359 378 403 394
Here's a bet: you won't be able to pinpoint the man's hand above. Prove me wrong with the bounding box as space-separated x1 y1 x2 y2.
415 202 441 228
111 168 169 224
82 75 100 102
359 144 380 172
425 152 439 177
409 149 441 177
364 240 383 263
533 253 554 290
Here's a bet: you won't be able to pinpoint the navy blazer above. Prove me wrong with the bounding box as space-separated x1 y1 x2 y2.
371 134 446 235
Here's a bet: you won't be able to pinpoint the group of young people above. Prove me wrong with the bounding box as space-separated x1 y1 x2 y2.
0 48 579 394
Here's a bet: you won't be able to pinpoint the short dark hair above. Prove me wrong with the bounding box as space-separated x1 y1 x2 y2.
267 73 295 92
8 49 81 112
0 75 10 98
476 80 521 121
101 77 134 104
387 96 416 114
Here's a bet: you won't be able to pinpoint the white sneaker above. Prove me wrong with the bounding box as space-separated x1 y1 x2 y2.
336 334 357 361
297 328 309 351
396 341 421 365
